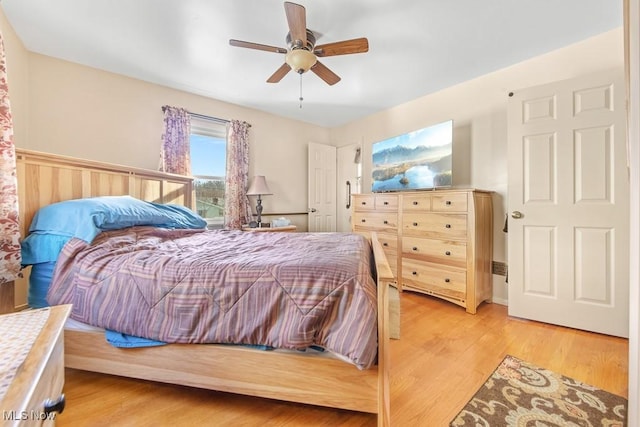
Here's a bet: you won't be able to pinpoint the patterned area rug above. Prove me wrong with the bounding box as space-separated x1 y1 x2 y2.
450 355 627 426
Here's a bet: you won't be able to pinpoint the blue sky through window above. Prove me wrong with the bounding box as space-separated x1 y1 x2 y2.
191 134 226 176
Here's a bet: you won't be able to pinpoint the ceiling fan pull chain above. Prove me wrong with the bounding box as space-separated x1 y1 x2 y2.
299 73 304 108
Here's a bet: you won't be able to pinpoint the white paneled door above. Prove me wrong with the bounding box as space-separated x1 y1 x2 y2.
308 142 336 232
336 144 361 232
507 70 629 337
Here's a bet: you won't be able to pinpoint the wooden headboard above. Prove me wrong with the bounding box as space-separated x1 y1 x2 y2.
16 149 195 239
7 149 195 310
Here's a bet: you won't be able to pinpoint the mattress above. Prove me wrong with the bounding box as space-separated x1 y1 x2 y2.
48 227 379 369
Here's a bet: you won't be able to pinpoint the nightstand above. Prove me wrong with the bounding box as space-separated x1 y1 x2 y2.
1 304 71 426
242 225 297 232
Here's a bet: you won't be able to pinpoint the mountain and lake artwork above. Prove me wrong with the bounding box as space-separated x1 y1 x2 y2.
372 120 453 192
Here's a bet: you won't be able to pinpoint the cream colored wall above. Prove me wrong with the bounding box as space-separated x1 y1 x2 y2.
0 5 329 232
330 28 625 304
26 54 329 230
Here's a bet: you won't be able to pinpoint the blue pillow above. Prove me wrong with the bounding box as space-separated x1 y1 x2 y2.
28 195 206 243
28 261 57 308
149 202 210 230
21 233 72 264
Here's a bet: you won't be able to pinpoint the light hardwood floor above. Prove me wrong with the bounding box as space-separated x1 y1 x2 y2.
55 292 629 426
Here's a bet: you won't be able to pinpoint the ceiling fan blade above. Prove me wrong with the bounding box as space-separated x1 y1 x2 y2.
267 63 292 83
229 39 287 54
284 2 307 47
314 37 369 57
311 61 341 86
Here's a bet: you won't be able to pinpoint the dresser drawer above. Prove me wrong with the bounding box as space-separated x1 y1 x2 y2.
402 193 431 212
377 232 398 252
354 195 376 211
402 236 466 268
402 213 467 239
375 194 398 210
353 194 398 211
377 232 398 277
354 232 398 278
402 260 466 301
432 192 468 212
353 212 398 230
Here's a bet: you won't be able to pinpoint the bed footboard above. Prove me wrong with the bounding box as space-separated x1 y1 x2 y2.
65 329 381 412
371 232 394 427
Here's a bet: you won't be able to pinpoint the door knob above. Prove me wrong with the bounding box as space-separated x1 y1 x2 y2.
511 211 523 219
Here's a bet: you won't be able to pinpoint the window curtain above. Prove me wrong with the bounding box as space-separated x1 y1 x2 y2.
159 106 191 175
224 120 252 229
0 32 21 284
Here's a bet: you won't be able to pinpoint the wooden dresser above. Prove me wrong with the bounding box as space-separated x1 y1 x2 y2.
352 193 400 279
353 189 493 314
1 305 71 426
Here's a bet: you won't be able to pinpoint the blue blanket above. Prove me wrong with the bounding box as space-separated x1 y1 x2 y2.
105 330 167 348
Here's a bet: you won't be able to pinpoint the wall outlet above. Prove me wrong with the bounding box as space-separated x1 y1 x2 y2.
492 261 508 276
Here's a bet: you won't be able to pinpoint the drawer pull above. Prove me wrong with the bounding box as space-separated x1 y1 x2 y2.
445 224 451 228
383 242 388 247
44 394 66 415
412 247 418 251
413 222 418 226
413 201 418 205
361 201 367 205
446 200 452 205
361 219 366 223
444 278 450 283
383 220 388 224
412 271 418 276
383 201 389 205
445 251 451 256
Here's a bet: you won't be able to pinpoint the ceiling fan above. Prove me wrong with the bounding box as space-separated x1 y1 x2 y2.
229 1 369 86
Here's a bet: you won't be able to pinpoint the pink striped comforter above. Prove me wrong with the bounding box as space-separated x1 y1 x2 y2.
47 227 378 369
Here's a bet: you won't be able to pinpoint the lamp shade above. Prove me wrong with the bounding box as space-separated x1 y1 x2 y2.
246 175 273 196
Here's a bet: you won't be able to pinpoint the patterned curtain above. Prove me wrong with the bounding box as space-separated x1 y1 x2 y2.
0 32 21 284
159 106 191 175
224 120 252 229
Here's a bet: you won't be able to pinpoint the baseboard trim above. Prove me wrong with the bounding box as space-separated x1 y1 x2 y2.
492 297 507 306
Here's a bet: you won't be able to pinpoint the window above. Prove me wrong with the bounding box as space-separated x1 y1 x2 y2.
190 117 227 229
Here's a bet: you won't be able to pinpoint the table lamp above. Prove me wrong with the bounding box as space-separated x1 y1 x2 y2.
246 175 273 228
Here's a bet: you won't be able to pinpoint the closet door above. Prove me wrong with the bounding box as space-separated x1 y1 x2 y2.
308 142 336 232
507 70 629 337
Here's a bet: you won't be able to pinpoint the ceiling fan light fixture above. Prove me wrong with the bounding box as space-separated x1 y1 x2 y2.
285 49 317 73
230 2 368 85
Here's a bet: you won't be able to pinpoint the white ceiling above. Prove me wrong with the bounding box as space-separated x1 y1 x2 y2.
1 0 622 128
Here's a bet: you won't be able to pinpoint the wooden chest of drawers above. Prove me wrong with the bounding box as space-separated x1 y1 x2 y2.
352 193 400 279
353 189 493 314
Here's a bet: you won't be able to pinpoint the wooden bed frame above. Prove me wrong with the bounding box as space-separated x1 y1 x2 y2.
15 149 394 426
